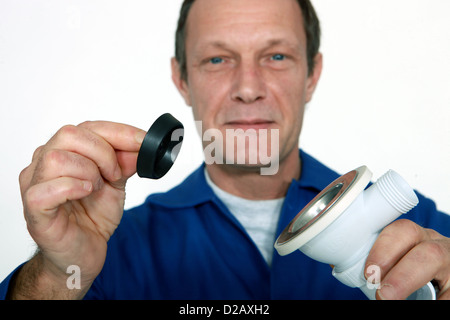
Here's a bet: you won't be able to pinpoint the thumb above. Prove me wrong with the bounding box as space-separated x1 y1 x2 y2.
24 177 93 231
109 150 140 190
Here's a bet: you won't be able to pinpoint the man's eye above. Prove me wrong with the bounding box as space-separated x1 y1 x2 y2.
210 57 224 64
271 54 286 61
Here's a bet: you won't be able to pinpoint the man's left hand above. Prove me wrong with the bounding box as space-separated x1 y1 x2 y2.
365 219 450 300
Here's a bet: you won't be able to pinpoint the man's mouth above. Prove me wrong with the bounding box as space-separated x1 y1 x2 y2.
225 119 275 130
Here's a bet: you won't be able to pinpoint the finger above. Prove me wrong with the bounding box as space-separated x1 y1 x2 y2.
19 165 33 195
45 125 122 183
19 146 46 193
438 285 450 300
115 150 139 179
365 219 427 280
376 240 448 300
77 121 146 188
433 239 450 300
32 145 45 162
77 121 146 152
23 177 93 229
30 149 104 190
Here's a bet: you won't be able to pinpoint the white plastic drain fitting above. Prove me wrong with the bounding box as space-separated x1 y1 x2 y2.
274 166 436 300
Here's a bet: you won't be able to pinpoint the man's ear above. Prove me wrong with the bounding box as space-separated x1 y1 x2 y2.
305 52 323 103
171 57 192 106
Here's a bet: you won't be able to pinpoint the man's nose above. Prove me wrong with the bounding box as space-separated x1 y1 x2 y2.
230 61 267 104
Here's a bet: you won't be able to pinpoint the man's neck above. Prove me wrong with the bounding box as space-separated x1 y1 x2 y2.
205 149 301 200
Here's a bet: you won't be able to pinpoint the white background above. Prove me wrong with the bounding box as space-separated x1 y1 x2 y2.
1 0 449 282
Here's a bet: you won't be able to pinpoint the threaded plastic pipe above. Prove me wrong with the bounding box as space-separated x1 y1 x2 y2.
375 170 419 214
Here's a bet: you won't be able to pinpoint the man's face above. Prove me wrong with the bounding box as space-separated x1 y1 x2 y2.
172 0 322 171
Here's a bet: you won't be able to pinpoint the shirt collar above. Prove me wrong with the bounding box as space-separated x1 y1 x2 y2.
296 149 340 191
146 149 340 208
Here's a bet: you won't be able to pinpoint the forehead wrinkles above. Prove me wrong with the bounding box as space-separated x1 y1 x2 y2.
185 0 306 56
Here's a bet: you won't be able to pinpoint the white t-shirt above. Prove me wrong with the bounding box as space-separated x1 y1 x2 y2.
204 170 284 266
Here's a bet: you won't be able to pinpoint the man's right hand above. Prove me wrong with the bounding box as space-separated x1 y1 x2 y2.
9 121 146 299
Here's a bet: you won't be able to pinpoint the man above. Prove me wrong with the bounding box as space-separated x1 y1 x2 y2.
1 0 450 300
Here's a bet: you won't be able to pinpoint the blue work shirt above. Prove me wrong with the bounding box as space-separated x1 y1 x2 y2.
2 150 450 299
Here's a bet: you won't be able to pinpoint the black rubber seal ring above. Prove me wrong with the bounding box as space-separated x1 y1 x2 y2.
136 113 184 179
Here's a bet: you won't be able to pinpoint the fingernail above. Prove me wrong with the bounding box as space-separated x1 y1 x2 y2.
114 164 122 180
378 283 397 300
135 131 145 145
82 180 93 192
